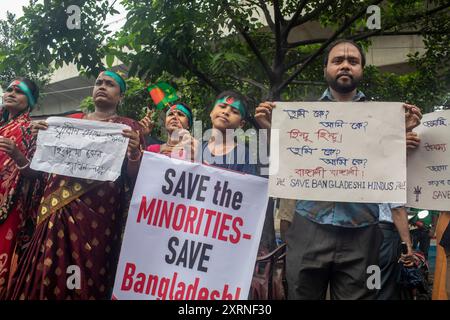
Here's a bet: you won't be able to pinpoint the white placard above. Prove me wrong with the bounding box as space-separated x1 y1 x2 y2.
268 101 406 203
112 152 269 300
30 117 130 181
407 110 450 210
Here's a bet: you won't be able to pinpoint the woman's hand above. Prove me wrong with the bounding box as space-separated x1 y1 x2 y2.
122 129 141 161
139 110 155 136
31 120 49 137
0 136 21 160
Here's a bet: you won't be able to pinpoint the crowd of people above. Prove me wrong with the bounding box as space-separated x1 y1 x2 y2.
0 39 449 300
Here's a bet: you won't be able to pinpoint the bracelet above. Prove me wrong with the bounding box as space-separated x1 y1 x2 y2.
127 151 142 162
17 160 30 170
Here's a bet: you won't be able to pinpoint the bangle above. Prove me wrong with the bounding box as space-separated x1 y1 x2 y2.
127 152 142 162
17 160 30 170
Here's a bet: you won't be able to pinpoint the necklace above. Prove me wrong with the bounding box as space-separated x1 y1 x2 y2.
88 112 118 121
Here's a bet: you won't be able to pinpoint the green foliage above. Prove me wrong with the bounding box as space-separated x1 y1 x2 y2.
0 12 52 92
2 0 449 126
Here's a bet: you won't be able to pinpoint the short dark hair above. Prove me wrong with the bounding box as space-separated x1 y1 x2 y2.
215 90 249 120
323 39 366 68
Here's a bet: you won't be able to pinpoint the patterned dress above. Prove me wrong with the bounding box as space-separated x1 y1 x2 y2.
0 111 38 298
7 115 144 300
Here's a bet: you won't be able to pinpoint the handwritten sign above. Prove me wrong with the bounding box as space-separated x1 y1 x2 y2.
269 102 406 203
112 152 268 300
407 110 450 210
30 117 130 181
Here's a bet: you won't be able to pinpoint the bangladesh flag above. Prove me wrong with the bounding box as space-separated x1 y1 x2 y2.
147 82 178 110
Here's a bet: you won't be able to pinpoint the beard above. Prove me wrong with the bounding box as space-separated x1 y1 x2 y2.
326 73 362 94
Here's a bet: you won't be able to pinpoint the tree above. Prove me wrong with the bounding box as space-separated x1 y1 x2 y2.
0 12 52 90
3 0 449 115
113 0 450 104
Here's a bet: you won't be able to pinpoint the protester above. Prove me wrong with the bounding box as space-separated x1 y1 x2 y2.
254 39 422 299
0 78 40 298
202 90 277 260
432 211 450 300
409 208 439 259
146 102 197 161
377 204 414 300
201 90 257 175
439 217 450 299
6 71 144 300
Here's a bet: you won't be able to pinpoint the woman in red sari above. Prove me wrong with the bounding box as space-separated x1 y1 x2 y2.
0 78 40 297
7 71 145 300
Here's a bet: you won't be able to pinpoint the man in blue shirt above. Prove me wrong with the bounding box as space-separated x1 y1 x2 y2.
255 39 422 299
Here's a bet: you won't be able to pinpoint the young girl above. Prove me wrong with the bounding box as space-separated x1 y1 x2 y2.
201 90 257 175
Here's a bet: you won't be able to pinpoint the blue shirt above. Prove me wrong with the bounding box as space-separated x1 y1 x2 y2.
295 88 379 228
319 87 367 102
201 141 257 176
378 203 404 223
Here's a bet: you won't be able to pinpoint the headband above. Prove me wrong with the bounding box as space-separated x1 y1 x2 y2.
101 71 126 93
166 104 193 128
214 96 246 118
7 80 36 108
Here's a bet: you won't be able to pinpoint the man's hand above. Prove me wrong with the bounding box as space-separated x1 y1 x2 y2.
255 101 276 130
399 245 415 268
428 229 435 238
404 104 422 132
406 131 421 150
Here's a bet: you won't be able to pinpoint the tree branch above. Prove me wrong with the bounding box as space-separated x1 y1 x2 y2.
222 0 274 80
277 0 384 92
256 0 275 31
283 0 309 39
294 0 335 27
228 74 268 91
291 80 325 86
170 52 222 93
351 30 449 41
274 0 284 68
288 37 328 48
283 55 310 71
349 2 450 42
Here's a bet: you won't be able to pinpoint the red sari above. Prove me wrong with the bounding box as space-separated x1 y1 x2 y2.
7 115 144 300
0 111 37 297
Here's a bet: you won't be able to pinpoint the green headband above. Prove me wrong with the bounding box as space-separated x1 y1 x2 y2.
214 96 246 118
166 104 193 128
101 71 126 93
7 80 36 108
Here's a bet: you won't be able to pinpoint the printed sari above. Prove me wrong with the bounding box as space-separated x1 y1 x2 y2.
7 115 145 300
0 111 38 298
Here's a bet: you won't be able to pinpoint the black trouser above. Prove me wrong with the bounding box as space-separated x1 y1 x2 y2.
376 222 402 300
286 214 383 300
411 228 431 259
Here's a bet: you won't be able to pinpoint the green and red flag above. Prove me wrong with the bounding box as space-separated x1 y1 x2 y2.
147 82 178 110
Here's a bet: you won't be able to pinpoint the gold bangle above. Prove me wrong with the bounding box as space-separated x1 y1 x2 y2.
17 160 30 170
